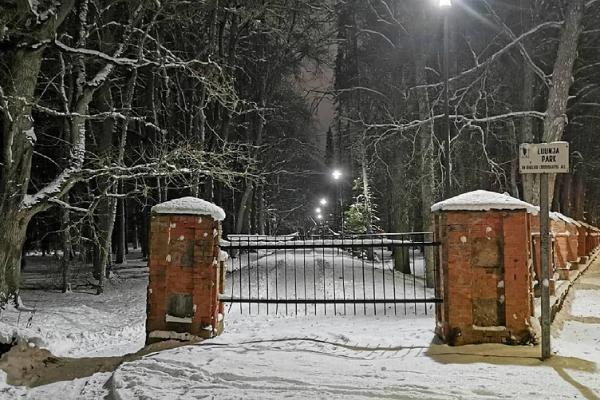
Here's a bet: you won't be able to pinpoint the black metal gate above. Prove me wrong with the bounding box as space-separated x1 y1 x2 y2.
219 233 441 316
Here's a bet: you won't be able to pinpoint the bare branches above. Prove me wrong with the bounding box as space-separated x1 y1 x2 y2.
481 0 550 87
413 21 562 91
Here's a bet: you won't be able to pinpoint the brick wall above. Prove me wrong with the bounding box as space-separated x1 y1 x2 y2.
433 191 600 347
435 206 600 346
146 213 224 344
435 210 534 345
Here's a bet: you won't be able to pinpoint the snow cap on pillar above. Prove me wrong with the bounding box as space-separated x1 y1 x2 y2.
151 197 226 221
431 190 538 215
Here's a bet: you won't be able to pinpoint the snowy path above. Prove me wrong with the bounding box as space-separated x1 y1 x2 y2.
112 253 600 400
110 313 596 400
2 252 600 399
552 256 600 399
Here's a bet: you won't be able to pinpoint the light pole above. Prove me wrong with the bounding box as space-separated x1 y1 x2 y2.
332 169 343 235
440 0 452 198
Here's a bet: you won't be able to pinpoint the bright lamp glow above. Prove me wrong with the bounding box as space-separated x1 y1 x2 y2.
315 207 322 214
319 198 328 206
439 0 452 7
316 214 323 220
332 170 342 180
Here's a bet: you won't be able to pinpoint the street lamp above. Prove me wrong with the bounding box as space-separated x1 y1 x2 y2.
331 169 344 235
319 198 328 206
315 207 322 214
440 0 452 198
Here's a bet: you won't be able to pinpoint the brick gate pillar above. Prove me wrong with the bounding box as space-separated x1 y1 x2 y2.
146 197 226 344
432 190 537 345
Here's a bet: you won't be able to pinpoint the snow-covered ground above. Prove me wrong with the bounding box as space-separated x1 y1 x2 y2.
0 258 147 358
1 250 600 399
110 285 600 399
0 372 112 399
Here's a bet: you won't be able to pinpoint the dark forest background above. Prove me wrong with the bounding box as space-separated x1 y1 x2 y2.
1 0 599 299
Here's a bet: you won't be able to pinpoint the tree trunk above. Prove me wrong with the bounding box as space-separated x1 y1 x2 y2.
60 199 72 293
361 161 375 260
560 173 573 215
552 174 562 211
92 86 117 288
390 170 410 274
0 215 29 305
573 170 585 220
235 183 254 234
132 216 139 250
542 0 584 204
521 55 539 205
140 205 150 259
116 197 126 264
258 186 266 235
0 46 46 304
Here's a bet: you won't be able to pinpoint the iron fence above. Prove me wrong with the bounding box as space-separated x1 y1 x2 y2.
219 233 441 316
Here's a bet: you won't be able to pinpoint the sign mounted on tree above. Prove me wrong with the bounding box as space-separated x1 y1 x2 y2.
519 142 570 174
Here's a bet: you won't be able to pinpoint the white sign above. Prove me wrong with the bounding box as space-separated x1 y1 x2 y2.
519 142 570 174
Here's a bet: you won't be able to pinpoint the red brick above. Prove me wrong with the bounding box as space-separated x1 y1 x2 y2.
145 211 223 344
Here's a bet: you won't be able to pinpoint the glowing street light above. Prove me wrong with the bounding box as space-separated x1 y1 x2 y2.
439 0 451 7
332 169 342 181
319 198 328 206
316 214 323 220
330 169 344 234
315 207 322 214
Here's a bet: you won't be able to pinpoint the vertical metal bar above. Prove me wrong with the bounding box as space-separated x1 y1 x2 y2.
351 237 356 315
370 237 376 315
392 237 397 316
303 244 307 315
240 243 245 314
540 173 551 360
403 240 407 315
381 237 386 316
332 236 337 315
274 242 279 315
235 249 241 312
313 241 317 315
423 235 428 315
256 240 260 315
412 243 417 315
341 237 347 315
322 238 327 315
361 238 367 315
284 236 288 316
294 246 298 315
265 239 269 315
248 237 252 315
